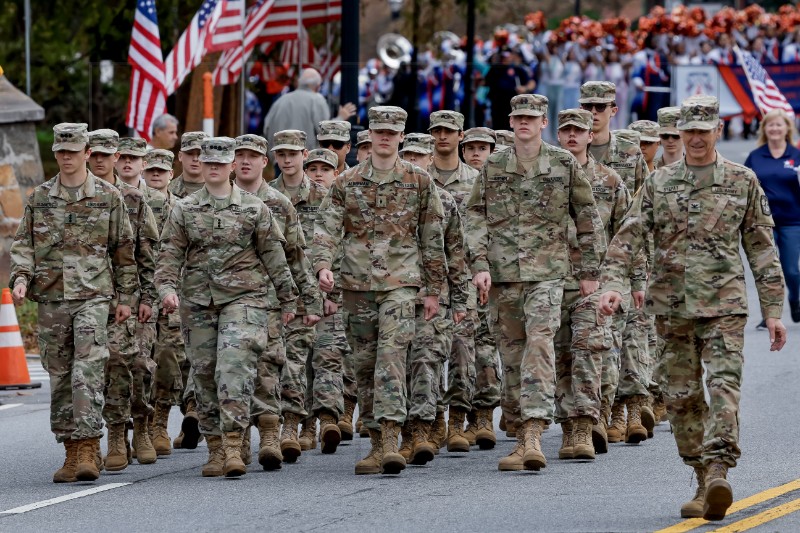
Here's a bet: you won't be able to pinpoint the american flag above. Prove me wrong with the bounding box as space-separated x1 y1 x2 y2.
257 0 340 43
126 0 167 141
207 0 245 53
213 0 276 86
735 47 795 118
279 25 318 77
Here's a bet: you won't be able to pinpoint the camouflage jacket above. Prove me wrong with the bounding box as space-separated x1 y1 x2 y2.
10 172 138 305
252 180 323 315
597 132 648 195
653 155 665 170
136 180 170 234
155 184 298 311
313 157 447 294
465 142 605 283
270 174 328 249
416 186 469 312
600 153 785 319
168 174 205 199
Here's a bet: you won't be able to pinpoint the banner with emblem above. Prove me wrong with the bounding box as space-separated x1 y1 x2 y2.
671 65 742 118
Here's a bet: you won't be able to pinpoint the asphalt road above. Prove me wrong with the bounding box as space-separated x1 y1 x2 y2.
1 140 798 532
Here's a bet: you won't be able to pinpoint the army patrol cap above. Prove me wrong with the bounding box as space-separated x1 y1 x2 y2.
144 149 174 171
88 129 120 155
355 130 372 146
53 123 89 152
613 129 641 144
304 148 338 169
557 109 593 131
368 105 407 132
235 134 269 155
428 110 465 131
199 136 236 164
461 127 496 145
657 107 681 134
579 81 617 104
677 95 720 131
509 94 548 117
180 131 208 152
400 133 434 155
271 130 307 152
495 130 515 147
317 120 351 142
629 120 660 142
118 137 147 157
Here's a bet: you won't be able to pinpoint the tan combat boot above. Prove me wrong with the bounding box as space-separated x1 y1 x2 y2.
299 417 317 451
319 413 342 454
380 420 406 474
474 408 497 450
499 413 507 432
704 462 733 521
280 413 302 463
431 410 447 454
180 398 201 450
505 416 517 438
357 415 369 438
640 396 656 438
592 403 609 454
680 466 707 518
53 440 79 483
607 401 626 443
572 417 595 460
240 425 252 465
447 408 470 453
653 394 667 424
559 420 574 459
221 432 247 477
399 422 414 461
521 419 547 471
410 420 436 466
464 410 477 446
150 403 172 456
256 414 283 470
104 424 128 471
498 422 524 471
133 417 157 464
202 435 224 477
339 399 355 441
75 438 101 481
625 396 648 444
355 429 383 475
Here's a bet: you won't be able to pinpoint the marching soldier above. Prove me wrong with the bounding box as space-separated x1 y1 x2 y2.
654 107 684 169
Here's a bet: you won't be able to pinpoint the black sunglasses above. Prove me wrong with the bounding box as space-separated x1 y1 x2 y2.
640 140 658 146
580 102 615 112
659 134 680 140
320 140 346 150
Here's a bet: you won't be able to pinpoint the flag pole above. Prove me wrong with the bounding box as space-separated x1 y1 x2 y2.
239 1 247 134
297 0 303 76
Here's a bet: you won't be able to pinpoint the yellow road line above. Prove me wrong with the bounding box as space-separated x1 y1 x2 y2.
655 478 800 533
710 497 800 533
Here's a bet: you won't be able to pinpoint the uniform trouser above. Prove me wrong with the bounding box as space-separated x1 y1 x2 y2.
249 309 285 421
615 305 651 399
601 302 624 411
492 279 564 424
442 308 477 411
280 317 315 418
656 314 745 468
343 351 358 402
473 301 502 410
38 297 110 443
554 289 612 424
103 313 139 425
304 311 348 418
181 300 269 435
343 288 416 430
132 318 157 419
647 316 665 398
407 305 452 422
181 361 195 414
152 312 186 406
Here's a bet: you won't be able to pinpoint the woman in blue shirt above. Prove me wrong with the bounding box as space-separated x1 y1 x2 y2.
745 109 800 325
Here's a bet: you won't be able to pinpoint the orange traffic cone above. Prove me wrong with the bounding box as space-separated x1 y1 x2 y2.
0 288 41 390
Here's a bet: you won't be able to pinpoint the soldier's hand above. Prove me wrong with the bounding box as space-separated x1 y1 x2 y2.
337 102 357 120
598 291 623 316
632 291 646 309
303 314 321 326
12 284 26 306
318 269 335 293
766 318 787 351
473 272 492 305
115 304 132 324
138 304 152 323
283 312 295 326
580 280 599 297
162 294 180 314
423 296 440 321
453 311 466 325
323 299 338 316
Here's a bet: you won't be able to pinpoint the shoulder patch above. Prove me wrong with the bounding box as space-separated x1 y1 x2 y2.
761 195 772 216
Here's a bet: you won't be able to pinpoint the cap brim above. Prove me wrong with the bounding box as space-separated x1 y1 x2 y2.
199 155 234 163
53 142 86 152
658 127 679 134
317 134 350 142
558 120 591 131
461 135 495 144
428 122 460 131
304 158 336 168
145 163 172 171
118 149 146 157
369 122 405 132
677 120 718 131
180 146 203 152
89 147 118 155
234 147 267 155
639 135 660 142
509 110 545 117
355 140 372 146
270 144 305 152
400 147 432 155
578 97 615 104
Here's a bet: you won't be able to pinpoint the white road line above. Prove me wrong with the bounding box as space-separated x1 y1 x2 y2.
0 404 23 411
0 483 131 514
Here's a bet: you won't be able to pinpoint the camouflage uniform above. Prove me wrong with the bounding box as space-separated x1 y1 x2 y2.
465 95 605 427
10 123 138 443
653 107 682 171
313 106 447 430
494 130 514 150
270 130 327 419
155 138 298 436
600 96 785 469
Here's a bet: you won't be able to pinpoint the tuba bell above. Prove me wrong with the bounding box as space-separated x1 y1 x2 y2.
377 33 413 71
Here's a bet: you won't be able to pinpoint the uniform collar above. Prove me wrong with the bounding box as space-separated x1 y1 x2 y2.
361 156 404 184
672 152 726 187
430 160 466 187
50 171 99 201
196 184 243 208
504 142 552 178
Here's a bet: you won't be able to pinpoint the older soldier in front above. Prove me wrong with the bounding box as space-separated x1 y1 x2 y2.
598 95 787 521
10 123 137 483
314 105 447 476
466 94 605 472
156 137 298 478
